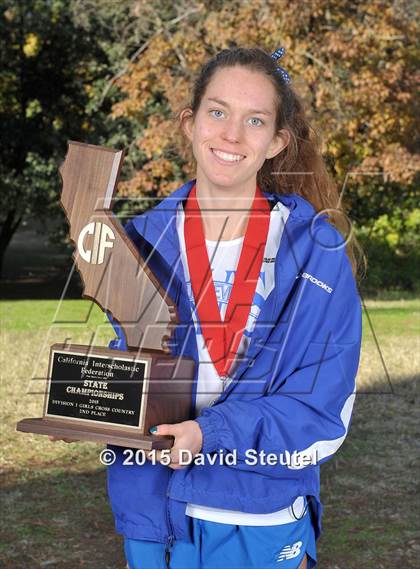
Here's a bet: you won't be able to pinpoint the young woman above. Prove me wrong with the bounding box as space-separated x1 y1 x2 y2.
56 47 364 568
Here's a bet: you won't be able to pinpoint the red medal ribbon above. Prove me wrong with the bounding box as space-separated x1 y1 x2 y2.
184 184 270 379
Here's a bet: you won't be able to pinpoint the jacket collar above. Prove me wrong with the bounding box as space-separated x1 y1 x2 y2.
133 178 315 280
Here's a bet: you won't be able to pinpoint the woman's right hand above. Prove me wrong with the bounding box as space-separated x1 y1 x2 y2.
48 435 80 443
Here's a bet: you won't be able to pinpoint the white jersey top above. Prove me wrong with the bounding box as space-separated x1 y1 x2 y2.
176 199 306 525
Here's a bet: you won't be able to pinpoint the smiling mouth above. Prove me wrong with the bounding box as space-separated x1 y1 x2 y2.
210 148 246 163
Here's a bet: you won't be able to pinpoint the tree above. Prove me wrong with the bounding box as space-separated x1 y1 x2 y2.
0 0 126 275
109 0 419 224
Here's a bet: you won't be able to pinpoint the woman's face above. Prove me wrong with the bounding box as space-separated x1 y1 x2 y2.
182 65 289 190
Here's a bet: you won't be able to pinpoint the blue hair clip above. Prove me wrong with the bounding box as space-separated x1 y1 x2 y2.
270 47 291 84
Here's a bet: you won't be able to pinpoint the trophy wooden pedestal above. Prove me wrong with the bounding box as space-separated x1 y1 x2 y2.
17 344 195 450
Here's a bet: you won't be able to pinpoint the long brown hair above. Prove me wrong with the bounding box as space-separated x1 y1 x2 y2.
176 46 366 283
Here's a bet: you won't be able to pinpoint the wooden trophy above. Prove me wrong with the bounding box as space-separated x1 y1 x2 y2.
16 141 195 450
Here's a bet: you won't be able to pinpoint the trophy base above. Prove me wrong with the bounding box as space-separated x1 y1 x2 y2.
16 417 174 450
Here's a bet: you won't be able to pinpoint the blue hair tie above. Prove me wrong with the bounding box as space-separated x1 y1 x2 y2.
270 47 291 84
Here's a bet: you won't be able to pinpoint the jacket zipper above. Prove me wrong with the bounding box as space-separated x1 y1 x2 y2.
164 534 174 569
164 477 175 569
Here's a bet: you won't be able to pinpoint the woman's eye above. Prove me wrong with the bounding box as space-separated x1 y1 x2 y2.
249 117 264 127
210 109 224 118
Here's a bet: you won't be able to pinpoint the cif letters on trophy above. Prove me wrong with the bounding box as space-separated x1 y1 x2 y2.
16 141 195 450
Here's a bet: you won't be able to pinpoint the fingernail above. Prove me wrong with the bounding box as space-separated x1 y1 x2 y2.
149 426 157 433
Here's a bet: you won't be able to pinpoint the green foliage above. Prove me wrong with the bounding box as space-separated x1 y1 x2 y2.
357 207 420 295
346 180 419 228
0 0 137 270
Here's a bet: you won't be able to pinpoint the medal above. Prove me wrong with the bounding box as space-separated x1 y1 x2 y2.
184 184 270 381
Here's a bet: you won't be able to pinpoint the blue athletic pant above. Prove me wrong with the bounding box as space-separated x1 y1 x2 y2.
124 509 317 568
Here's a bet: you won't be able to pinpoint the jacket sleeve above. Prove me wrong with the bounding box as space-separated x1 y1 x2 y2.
194 244 363 472
107 312 127 351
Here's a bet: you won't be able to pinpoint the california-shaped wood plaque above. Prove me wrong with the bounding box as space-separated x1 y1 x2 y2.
17 141 195 450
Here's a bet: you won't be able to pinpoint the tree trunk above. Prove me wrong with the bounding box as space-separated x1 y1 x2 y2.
0 209 22 279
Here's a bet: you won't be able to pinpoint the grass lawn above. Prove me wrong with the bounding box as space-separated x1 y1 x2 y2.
1 298 419 568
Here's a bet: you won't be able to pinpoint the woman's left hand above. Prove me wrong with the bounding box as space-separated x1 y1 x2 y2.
147 420 203 470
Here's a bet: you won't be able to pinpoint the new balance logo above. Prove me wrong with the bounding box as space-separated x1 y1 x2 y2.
298 271 333 294
276 540 303 562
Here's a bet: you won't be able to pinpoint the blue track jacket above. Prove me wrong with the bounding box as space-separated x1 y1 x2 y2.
105 179 362 551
